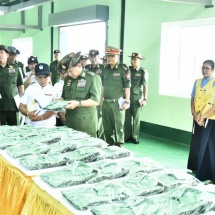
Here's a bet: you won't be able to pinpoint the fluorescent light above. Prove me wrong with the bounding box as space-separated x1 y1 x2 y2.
17 5 34 12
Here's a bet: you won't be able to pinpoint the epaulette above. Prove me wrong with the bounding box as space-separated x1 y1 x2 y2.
120 63 129 71
87 71 95 76
140 67 145 73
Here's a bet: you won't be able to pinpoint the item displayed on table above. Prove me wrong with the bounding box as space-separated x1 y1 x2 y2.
43 100 68 111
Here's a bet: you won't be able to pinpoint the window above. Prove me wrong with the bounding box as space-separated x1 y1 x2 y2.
159 18 215 98
12 37 33 66
59 22 106 60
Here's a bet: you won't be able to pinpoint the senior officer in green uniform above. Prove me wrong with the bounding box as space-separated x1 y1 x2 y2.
50 49 61 85
7 46 26 78
0 45 24 125
60 52 102 137
86 49 105 140
102 46 131 147
124 52 148 144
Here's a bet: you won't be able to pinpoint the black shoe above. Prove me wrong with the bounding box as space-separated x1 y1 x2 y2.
133 139 139 144
124 137 133 142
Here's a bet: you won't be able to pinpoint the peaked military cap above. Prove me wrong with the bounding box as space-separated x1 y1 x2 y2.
128 52 145 60
106 46 122 55
0 45 9 53
101 56 107 61
89 49 99 56
57 52 73 74
7 46 20 55
35 63 50 76
54 49 61 54
27 56 38 64
80 54 89 61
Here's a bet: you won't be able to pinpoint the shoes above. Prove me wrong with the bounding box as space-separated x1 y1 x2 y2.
133 139 139 144
124 137 133 142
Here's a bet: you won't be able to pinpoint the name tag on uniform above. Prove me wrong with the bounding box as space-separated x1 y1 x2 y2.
8 66 16 73
96 69 102 74
113 73 120 77
135 73 141 77
77 79 86 87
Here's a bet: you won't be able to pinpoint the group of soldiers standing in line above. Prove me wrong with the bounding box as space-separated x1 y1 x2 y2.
0 45 148 147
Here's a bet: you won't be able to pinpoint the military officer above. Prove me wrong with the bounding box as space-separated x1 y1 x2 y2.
50 49 61 85
0 45 24 125
85 49 105 139
124 52 148 144
101 46 131 147
24 56 38 89
60 52 102 137
80 54 89 68
7 46 26 78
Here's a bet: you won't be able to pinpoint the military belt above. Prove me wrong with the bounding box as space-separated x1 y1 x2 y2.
104 99 118 103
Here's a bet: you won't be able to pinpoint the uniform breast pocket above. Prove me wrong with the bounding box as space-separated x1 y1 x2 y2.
65 87 72 99
75 87 86 99
112 76 121 81
8 74 17 83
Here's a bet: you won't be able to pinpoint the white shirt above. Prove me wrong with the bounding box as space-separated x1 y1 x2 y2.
54 79 64 99
21 82 56 126
24 71 37 85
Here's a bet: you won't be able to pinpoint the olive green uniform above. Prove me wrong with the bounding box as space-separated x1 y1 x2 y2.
102 63 131 146
85 63 105 139
14 60 25 78
0 63 23 125
61 68 102 137
50 60 60 85
124 66 148 139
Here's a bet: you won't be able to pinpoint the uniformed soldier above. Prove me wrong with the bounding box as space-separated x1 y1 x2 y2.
85 49 105 139
0 45 24 125
50 49 61 86
124 52 148 144
24 56 38 89
80 54 89 68
60 52 102 137
7 46 26 78
102 46 131 147
101 56 107 67
19 63 56 127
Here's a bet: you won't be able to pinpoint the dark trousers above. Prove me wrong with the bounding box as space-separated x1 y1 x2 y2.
196 120 215 182
187 120 204 171
0 111 18 125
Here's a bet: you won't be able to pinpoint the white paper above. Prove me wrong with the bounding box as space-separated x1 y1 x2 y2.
118 97 126 109
14 94 21 109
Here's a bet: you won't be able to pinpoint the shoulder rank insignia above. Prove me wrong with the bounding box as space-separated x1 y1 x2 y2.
122 66 128 71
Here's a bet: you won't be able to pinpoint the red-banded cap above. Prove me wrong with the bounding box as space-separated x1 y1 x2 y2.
106 46 122 55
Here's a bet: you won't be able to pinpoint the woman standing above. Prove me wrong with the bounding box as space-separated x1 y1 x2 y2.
187 60 215 173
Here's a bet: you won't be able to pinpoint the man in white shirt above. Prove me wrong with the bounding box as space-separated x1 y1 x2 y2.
19 63 56 127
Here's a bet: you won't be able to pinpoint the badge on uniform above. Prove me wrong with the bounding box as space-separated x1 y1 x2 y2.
135 73 141 77
77 79 86 87
8 65 15 73
96 69 102 74
126 73 130 79
113 73 120 77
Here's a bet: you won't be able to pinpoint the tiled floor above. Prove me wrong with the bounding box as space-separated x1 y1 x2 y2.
124 133 190 170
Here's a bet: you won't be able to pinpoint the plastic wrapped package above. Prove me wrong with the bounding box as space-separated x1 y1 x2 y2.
87 161 130 184
40 161 98 188
118 158 164 174
75 137 108 148
47 141 77 154
6 143 50 158
149 169 202 191
62 182 130 211
150 186 215 214
18 153 69 170
40 135 62 145
63 147 101 163
120 172 164 196
95 146 131 160
91 197 162 215
43 100 68 111
0 138 21 150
